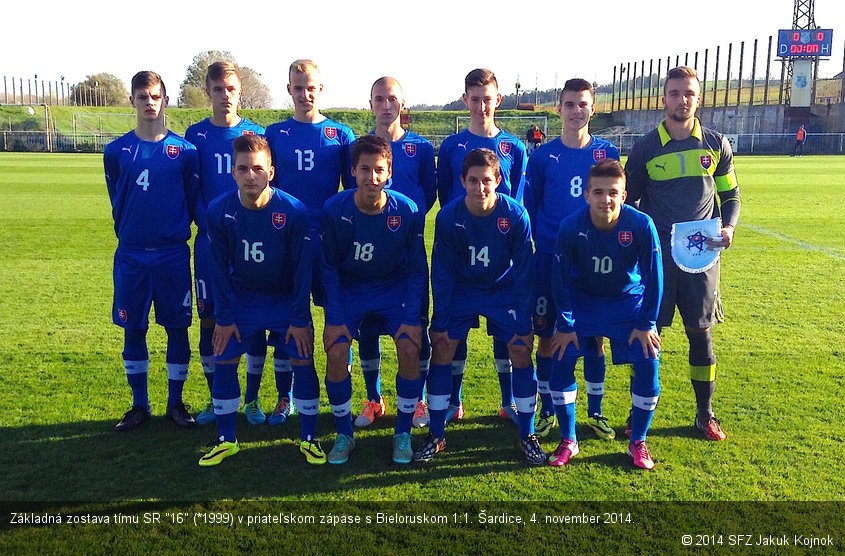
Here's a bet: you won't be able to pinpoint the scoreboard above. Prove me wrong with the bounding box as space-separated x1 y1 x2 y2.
777 29 834 58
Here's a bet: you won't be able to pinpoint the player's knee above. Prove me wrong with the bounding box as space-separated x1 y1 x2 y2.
508 344 532 368
685 327 715 367
396 338 420 362
431 339 457 366
326 343 350 367
584 336 605 356
536 336 554 357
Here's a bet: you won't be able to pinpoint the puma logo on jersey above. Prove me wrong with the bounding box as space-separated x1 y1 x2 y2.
278 128 291 135
655 163 667 171
578 231 589 239
549 153 561 162
341 216 354 224
196 131 208 139
224 213 237 222
457 142 468 150
454 222 467 230
122 146 132 153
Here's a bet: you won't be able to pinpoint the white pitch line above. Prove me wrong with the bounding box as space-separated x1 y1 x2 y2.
744 224 845 262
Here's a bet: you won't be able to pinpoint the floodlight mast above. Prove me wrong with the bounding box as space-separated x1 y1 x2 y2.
784 0 816 105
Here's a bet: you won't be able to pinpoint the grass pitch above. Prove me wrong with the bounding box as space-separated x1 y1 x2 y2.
1 153 844 550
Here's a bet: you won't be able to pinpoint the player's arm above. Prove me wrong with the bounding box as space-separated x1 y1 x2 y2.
435 142 453 207
509 140 528 204
403 207 429 328
430 210 456 334
548 224 581 359
629 217 663 359
340 127 356 190
207 207 238 329
289 207 313 329
103 146 119 204
624 144 647 207
511 207 535 332
420 142 438 212
523 152 543 236
318 202 345 326
182 147 201 225
713 135 741 248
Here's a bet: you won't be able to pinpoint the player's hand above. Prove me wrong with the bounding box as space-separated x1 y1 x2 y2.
212 323 241 356
394 324 422 349
707 225 734 250
323 324 352 352
508 332 535 350
286 325 314 359
549 331 579 361
628 327 661 360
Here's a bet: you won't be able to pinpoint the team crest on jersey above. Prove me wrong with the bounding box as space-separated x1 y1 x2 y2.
618 231 633 247
499 141 512 156
404 143 417 157
166 145 180 159
498 217 511 234
593 149 607 162
272 212 286 229
387 215 402 232
324 126 337 140
700 155 712 169
242 130 255 136
118 308 128 322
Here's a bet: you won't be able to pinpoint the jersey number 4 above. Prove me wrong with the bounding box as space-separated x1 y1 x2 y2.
136 169 150 191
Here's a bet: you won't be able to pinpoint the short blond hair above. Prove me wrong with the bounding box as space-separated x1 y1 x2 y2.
289 59 319 80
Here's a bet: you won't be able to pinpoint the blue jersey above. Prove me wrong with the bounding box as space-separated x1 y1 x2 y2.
431 194 534 332
265 117 355 230
104 130 199 250
184 117 265 233
552 204 662 334
320 189 427 327
437 129 527 205
207 187 312 328
524 136 620 255
374 130 437 216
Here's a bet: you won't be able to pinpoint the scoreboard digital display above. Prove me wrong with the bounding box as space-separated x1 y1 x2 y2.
777 29 834 57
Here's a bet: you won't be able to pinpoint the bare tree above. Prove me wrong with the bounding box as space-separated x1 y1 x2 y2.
178 50 236 107
239 66 273 109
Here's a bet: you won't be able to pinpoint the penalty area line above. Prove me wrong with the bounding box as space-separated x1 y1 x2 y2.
744 224 845 262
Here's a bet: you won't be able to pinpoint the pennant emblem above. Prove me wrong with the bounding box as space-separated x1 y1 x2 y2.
324 126 337 140
404 143 417 157
272 212 286 229
593 149 607 162
166 144 180 159
700 155 712 169
618 230 633 247
387 215 401 231
498 217 511 234
499 141 512 156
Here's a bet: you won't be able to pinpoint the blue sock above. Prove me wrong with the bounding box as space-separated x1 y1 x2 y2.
396 374 424 435
359 328 382 402
325 374 354 438
631 358 660 442
536 355 553 415
212 361 240 442
293 362 320 440
273 356 293 401
450 340 468 406
244 366 262 404
584 349 606 417
427 363 452 438
493 339 513 406
123 329 149 409
551 354 578 442
513 366 537 437
165 328 189 408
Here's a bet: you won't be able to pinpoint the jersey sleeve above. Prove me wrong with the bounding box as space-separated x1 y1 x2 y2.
103 146 120 207
624 143 648 207
289 208 313 327
436 142 453 208
420 142 438 212
319 201 345 326
182 147 200 225
715 135 741 229
523 151 544 238
551 222 576 333
430 209 456 332
635 217 663 331
510 207 534 333
340 127 356 190
207 206 237 327
403 206 429 325
509 141 528 203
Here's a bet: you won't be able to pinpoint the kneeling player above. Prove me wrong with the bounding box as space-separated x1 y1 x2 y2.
321 136 428 465
200 135 324 466
548 159 663 470
419 148 543 465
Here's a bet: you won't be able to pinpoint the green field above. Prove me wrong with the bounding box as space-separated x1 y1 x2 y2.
1 153 844 551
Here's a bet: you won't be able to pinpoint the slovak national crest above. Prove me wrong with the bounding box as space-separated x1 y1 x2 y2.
593 149 607 162
498 217 511 234
387 215 401 231
118 308 128 322
618 230 633 247
166 144 180 159
404 143 417 157
700 155 712 169
324 126 337 140
272 212 286 229
499 141 512 156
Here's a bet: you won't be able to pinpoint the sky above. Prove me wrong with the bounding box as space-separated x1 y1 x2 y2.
2 0 843 109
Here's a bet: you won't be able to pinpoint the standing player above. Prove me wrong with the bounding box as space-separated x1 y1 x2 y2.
321 136 428 465
625 66 741 441
548 160 662 470
184 62 269 428
418 148 543 465
524 78 620 440
200 135 323 466
104 71 199 431
355 76 436 430
265 60 355 426
436 68 529 424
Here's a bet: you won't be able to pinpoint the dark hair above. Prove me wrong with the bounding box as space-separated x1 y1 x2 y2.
232 134 271 162
587 159 626 190
131 71 165 97
464 68 498 92
559 78 594 103
664 66 700 93
206 61 239 88
351 135 392 167
461 148 500 179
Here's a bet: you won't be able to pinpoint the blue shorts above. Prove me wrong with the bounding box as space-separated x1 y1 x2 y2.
560 333 656 365
340 285 411 341
218 326 312 362
440 284 530 342
112 245 192 330
193 232 214 319
531 253 557 337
